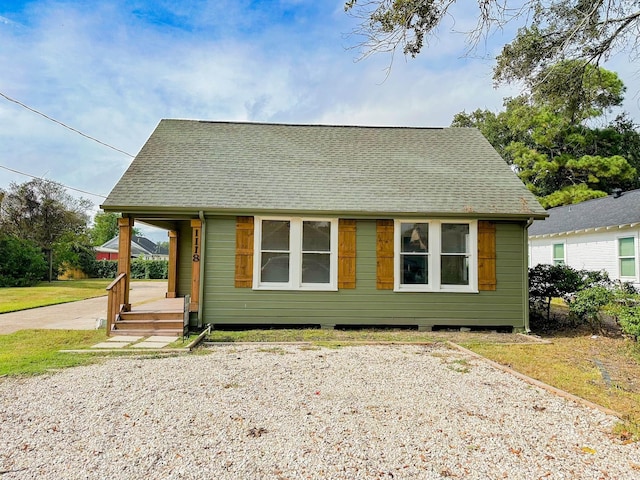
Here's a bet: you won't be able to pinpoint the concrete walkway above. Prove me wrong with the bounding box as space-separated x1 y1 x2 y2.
0 282 168 334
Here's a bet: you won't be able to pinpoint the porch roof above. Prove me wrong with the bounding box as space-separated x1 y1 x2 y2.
102 120 546 219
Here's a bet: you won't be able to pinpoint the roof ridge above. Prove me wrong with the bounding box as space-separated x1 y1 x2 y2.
163 119 452 130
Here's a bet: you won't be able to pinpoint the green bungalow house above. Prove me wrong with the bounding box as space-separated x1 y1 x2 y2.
101 120 546 336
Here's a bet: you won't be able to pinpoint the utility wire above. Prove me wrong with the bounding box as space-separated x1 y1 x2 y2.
0 164 108 199
0 91 135 158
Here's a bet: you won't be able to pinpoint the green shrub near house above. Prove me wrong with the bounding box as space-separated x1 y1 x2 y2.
0 234 48 287
529 263 640 339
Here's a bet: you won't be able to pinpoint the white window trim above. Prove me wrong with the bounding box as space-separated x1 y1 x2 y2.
253 216 338 291
393 219 478 293
552 241 566 266
616 234 638 281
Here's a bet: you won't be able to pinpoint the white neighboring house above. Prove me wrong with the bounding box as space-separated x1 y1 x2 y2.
528 189 640 289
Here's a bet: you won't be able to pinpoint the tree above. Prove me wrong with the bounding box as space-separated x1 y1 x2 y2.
0 179 92 281
451 64 639 207
54 231 98 278
89 211 119 246
89 211 141 246
345 1 640 88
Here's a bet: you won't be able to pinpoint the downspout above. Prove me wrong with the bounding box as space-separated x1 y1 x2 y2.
523 217 534 333
198 211 206 329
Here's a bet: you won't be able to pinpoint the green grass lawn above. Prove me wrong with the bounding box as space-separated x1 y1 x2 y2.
0 329 108 376
0 279 112 313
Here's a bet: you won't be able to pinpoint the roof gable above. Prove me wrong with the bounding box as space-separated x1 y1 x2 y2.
529 189 640 236
102 120 546 218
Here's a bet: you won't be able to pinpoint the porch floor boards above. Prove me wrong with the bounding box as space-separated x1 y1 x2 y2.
130 297 183 313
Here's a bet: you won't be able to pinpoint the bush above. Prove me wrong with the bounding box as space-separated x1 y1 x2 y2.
91 258 168 279
606 287 640 340
94 260 118 279
569 286 614 331
130 258 168 280
529 264 587 324
0 234 48 287
528 264 615 333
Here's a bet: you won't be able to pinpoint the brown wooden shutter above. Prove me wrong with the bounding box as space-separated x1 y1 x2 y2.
235 216 254 288
338 219 357 289
478 220 496 291
376 219 394 290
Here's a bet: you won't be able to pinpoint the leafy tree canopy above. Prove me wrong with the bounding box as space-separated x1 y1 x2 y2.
345 1 640 90
88 211 141 246
452 64 640 207
89 211 119 246
0 179 92 280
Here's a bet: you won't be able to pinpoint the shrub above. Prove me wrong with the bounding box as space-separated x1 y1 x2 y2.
605 286 640 340
94 260 118 279
130 258 168 280
0 234 48 287
91 258 168 279
569 286 614 331
529 264 586 323
528 264 615 333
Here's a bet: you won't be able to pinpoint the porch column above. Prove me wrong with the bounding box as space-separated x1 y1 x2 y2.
166 230 178 298
117 217 133 310
190 219 202 312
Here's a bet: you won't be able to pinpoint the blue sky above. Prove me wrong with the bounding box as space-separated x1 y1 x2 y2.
1 0 638 241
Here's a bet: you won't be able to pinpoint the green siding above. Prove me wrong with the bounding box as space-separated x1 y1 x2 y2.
202 218 526 329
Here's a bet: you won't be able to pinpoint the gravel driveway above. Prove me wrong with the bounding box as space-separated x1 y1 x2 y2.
1 344 638 479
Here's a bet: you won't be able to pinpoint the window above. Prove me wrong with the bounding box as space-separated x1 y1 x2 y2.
618 237 637 278
254 217 338 290
394 220 477 292
441 223 470 286
552 243 565 265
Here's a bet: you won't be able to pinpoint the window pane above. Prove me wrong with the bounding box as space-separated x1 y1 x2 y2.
262 220 290 250
261 253 289 282
302 253 330 283
401 223 428 253
303 221 331 252
441 224 469 253
553 243 564 260
401 255 428 284
619 237 635 257
620 258 636 277
441 256 469 285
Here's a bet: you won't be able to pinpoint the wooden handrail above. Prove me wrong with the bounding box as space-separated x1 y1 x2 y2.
106 272 126 291
106 273 127 335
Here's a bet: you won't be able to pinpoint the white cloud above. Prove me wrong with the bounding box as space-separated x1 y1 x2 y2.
1 0 638 219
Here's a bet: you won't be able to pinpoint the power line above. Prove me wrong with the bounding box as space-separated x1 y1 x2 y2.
0 91 135 158
0 164 108 199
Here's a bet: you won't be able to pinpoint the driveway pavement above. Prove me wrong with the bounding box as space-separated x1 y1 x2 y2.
0 281 167 334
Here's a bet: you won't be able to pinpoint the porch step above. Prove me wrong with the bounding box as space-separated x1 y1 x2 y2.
112 311 184 336
119 311 183 321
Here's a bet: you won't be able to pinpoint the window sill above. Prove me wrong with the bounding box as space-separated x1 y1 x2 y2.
394 287 479 294
253 284 338 292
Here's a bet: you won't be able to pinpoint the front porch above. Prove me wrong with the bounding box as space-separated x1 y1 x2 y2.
106 291 187 336
105 216 202 336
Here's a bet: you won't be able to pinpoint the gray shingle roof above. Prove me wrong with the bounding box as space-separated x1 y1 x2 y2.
529 189 640 236
97 235 156 255
102 120 546 218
